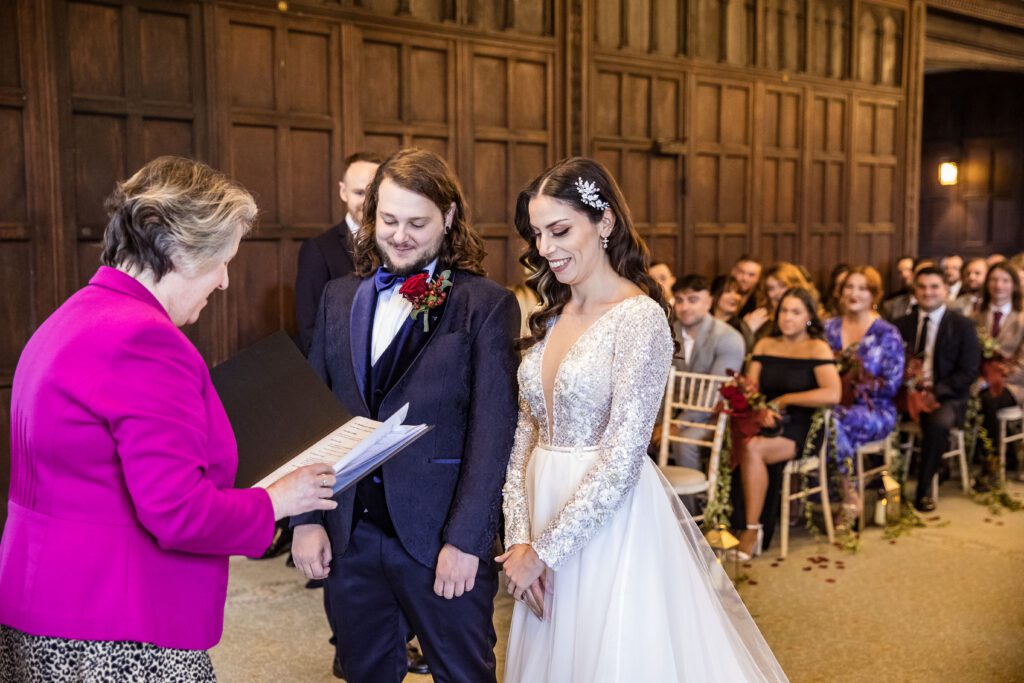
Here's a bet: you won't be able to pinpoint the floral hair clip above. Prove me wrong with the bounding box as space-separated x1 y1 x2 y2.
575 177 609 211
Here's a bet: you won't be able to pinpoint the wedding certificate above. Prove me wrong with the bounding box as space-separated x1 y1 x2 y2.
252 404 430 493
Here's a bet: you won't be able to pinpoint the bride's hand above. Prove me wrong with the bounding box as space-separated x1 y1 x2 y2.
495 544 546 601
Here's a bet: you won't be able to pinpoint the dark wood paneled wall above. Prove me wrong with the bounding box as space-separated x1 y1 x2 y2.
919 70 1024 259
0 0 948 526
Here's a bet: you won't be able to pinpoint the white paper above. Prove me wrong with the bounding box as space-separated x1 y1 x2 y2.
253 403 428 491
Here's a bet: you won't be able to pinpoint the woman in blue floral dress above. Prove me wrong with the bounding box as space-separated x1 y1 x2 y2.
824 267 905 512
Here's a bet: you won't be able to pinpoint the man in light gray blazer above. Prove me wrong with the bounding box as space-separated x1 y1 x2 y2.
670 275 746 477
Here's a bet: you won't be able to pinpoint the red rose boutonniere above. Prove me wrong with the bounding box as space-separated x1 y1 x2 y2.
399 270 453 332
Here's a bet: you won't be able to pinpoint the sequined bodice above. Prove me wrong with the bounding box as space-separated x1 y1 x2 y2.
502 295 673 569
520 309 624 448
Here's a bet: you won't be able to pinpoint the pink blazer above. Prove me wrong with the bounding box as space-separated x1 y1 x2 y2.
0 267 274 650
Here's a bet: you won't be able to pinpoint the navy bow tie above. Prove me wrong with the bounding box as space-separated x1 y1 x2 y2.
374 267 429 293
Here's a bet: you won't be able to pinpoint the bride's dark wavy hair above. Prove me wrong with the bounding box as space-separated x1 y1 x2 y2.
514 157 670 351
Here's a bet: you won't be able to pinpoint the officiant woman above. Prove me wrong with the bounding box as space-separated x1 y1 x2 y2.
0 156 337 682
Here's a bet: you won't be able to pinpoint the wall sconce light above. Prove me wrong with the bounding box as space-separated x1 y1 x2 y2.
939 161 958 186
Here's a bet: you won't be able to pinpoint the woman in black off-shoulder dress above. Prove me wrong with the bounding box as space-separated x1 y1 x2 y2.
732 288 841 560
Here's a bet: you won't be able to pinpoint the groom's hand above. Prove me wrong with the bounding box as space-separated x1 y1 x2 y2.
434 543 479 599
292 524 332 580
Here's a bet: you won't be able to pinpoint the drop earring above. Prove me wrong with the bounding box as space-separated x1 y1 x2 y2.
601 236 609 249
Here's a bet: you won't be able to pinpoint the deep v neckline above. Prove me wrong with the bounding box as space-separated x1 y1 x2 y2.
539 295 643 443
839 315 879 351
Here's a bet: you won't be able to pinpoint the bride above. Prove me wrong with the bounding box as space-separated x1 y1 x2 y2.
496 157 788 682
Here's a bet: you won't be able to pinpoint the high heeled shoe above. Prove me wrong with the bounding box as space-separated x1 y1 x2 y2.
727 524 763 562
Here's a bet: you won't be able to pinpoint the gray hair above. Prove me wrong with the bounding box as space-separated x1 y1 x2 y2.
101 156 257 280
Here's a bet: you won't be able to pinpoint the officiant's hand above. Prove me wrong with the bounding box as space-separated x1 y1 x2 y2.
496 544 546 602
266 464 338 520
292 524 332 580
434 544 479 599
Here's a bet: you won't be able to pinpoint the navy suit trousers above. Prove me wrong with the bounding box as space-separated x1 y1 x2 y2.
327 520 499 683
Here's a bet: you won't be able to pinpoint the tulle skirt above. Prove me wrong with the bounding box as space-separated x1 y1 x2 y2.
503 444 789 683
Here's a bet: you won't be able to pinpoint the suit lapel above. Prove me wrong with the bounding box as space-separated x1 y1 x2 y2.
997 311 1021 348
349 277 376 407
689 316 714 371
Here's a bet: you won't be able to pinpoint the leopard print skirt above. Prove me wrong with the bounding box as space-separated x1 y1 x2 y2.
0 625 216 682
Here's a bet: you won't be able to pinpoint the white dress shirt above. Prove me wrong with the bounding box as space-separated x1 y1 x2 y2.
681 329 696 366
917 304 946 383
345 213 359 235
371 259 438 365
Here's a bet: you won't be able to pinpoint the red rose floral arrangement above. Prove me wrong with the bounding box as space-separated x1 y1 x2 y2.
718 370 775 451
978 330 1010 397
399 270 453 332
835 344 882 408
896 352 939 423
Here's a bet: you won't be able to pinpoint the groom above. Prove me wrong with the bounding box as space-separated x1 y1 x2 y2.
291 149 520 683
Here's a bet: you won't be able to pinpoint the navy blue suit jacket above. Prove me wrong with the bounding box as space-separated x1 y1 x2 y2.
894 307 980 402
294 269 521 568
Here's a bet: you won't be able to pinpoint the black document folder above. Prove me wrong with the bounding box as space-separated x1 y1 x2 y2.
211 331 352 487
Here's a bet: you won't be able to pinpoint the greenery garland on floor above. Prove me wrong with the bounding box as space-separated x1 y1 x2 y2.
964 395 1023 514
796 408 861 551
702 428 734 532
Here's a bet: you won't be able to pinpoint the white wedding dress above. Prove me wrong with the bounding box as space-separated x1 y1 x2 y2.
502 295 788 682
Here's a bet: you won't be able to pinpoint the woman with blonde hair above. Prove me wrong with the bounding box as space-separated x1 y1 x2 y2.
743 262 815 337
0 157 336 680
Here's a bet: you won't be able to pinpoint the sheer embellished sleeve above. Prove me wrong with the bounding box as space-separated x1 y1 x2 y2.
531 300 673 570
502 392 539 548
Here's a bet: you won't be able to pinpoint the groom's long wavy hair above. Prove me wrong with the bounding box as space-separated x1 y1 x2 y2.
354 148 487 277
514 156 671 351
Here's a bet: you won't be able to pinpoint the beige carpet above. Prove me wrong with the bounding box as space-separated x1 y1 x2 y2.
211 481 1024 682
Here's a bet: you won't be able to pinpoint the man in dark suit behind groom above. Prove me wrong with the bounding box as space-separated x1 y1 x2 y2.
291 149 520 683
295 151 382 356
894 265 980 512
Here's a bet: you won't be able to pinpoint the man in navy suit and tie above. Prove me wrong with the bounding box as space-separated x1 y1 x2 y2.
894 265 980 512
291 149 520 683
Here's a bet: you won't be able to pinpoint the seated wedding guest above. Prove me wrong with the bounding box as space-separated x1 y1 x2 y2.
896 255 915 292
882 258 938 321
743 262 814 338
711 274 755 351
732 288 841 559
893 266 980 512
971 262 1024 485
823 263 851 317
732 254 763 317
670 275 746 472
0 157 337 681
954 258 988 314
941 254 965 300
295 151 382 356
648 260 677 300
823 267 905 519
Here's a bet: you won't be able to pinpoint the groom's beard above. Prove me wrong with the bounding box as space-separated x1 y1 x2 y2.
378 237 444 277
